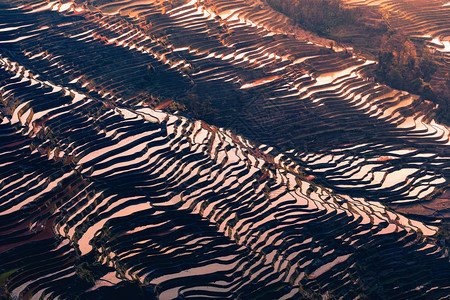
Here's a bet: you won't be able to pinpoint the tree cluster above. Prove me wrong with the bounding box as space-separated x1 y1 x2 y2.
376 33 437 99
266 0 354 34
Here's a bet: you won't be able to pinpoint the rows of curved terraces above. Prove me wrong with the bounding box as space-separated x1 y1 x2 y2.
0 0 449 299
342 0 450 83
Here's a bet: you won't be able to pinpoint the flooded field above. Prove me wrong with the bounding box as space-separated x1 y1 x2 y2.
0 0 449 299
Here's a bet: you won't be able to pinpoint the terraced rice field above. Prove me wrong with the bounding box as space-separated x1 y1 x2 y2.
342 0 450 87
0 0 449 298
